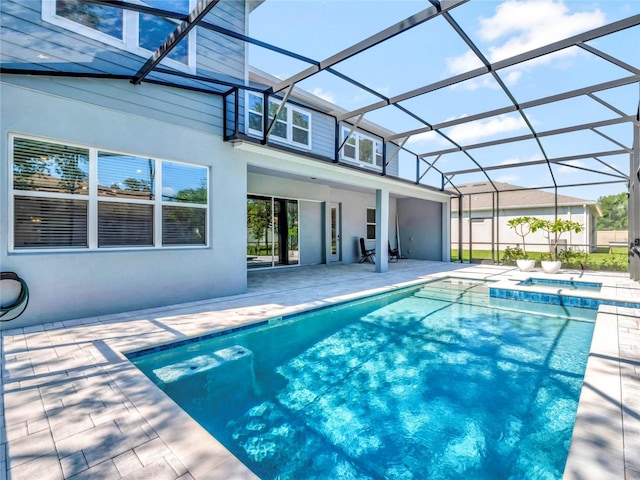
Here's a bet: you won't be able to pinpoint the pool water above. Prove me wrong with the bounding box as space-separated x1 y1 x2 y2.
132 278 595 479
519 278 602 292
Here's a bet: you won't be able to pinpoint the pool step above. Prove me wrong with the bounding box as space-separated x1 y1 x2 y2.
413 287 490 306
153 345 256 401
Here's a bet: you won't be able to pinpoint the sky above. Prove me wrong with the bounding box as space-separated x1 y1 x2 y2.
247 0 640 201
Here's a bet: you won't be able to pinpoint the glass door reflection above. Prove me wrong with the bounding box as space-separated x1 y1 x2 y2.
247 195 298 269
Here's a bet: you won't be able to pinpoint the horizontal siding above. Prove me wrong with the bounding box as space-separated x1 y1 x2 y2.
202 1 245 32
311 112 336 159
386 143 400 177
1 0 247 87
2 76 224 134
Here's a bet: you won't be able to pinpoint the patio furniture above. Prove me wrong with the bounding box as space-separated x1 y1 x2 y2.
388 242 399 262
359 238 375 263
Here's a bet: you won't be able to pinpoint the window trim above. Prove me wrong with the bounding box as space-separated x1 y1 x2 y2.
9 133 208 253
245 93 312 150
41 0 197 73
340 126 384 171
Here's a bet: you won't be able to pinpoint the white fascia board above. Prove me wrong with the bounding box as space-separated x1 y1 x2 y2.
234 140 450 203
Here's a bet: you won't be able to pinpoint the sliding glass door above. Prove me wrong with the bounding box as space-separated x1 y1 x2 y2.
247 195 298 269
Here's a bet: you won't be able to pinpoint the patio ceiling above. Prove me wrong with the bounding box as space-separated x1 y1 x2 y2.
1 0 638 200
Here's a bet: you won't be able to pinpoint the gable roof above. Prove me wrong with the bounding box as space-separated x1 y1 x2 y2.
452 182 600 214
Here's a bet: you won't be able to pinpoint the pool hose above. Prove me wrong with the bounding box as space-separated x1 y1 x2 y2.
1 272 29 321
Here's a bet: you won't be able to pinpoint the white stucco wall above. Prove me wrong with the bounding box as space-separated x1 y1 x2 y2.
1 82 248 328
451 205 596 254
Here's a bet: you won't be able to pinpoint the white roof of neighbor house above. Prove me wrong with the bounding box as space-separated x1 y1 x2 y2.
452 181 601 216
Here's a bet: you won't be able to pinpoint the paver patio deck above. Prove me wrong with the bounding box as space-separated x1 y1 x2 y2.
1 261 638 479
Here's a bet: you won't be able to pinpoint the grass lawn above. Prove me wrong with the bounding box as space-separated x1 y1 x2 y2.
450 248 629 271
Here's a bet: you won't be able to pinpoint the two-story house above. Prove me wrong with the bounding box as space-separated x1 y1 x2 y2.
0 0 452 327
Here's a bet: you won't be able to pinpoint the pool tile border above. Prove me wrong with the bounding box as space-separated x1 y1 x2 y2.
489 287 640 310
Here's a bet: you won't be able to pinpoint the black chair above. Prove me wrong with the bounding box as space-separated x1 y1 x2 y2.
388 242 399 262
359 238 375 263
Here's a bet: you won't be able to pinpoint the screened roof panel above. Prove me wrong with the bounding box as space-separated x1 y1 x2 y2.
585 24 640 69
521 95 623 132
451 0 615 62
294 70 385 112
247 45 316 86
2 0 637 199
330 16 478 97
553 183 624 201
361 105 427 136
550 161 626 188
246 0 429 60
591 83 640 117
538 129 627 159
468 139 543 168
591 153 633 175
426 150 482 175
497 46 634 102
396 74 514 128
482 164 554 189
552 157 628 181
435 112 530 148
417 163 445 190
590 123 635 150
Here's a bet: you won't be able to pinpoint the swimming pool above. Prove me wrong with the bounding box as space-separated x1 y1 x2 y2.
132 278 595 479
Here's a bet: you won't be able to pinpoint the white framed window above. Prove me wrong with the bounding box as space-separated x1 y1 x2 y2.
42 0 196 72
341 127 384 170
366 207 376 240
246 92 312 149
10 135 208 251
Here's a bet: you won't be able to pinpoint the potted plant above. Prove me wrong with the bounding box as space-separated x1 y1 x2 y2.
507 216 535 271
529 217 584 274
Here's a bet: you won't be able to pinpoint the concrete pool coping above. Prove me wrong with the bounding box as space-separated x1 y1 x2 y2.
1 262 638 479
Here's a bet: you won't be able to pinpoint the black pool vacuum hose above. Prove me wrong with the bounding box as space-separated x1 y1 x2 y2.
1 272 29 321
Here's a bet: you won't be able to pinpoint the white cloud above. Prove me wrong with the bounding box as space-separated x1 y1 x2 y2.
406 130 439 146
495 174 520 183
309 87 336 104
446 0 606 84
445 51 484 77
445 114 527 143
406 114 528 147
504 70 523 86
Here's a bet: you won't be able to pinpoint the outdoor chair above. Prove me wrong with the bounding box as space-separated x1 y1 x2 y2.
359 237 375 263
388 242 399 262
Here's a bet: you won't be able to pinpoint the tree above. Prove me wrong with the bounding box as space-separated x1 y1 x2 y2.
247 199 272 254
507 216 533 258
530 218 584 261
597 193 627 230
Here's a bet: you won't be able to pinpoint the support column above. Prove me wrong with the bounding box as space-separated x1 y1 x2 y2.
630 119 640 281
375 188 389 273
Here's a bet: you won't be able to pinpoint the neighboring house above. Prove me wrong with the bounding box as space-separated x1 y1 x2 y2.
0 0 451 327
450 182 601 255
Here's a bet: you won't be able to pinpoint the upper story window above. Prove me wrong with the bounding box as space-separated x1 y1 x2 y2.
43 0 195 71
246 93 312 149
10 135 208 251
341 127 383 170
